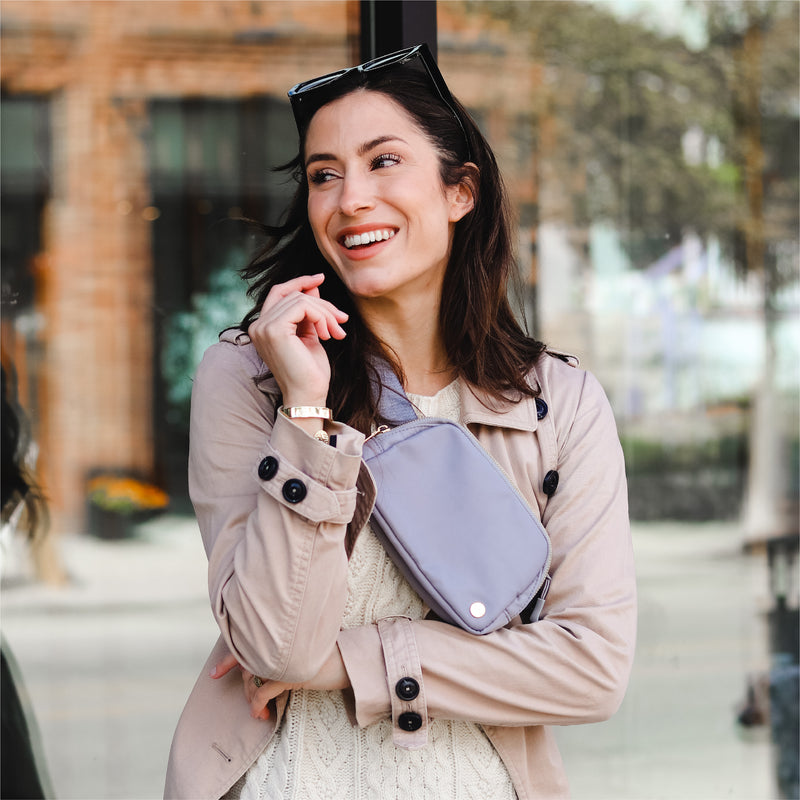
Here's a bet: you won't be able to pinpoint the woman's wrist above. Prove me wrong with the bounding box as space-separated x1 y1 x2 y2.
279 405 332 441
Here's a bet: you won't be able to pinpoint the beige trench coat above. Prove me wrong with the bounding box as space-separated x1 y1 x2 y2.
165 328 636 800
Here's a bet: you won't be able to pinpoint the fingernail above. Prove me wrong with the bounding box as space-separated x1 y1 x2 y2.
209 667 217 678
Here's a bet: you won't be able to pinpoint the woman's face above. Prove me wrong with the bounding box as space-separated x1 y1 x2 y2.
304 90 474 307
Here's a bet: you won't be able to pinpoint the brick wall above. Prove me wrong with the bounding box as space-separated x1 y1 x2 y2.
1 0 536 533
1 0 359 531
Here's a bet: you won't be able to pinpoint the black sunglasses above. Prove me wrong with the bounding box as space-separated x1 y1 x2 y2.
288 43 471 161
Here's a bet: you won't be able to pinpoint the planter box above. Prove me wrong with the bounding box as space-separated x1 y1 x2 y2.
87 505 161 540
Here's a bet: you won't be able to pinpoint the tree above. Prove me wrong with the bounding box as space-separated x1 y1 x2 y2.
461 0 799 532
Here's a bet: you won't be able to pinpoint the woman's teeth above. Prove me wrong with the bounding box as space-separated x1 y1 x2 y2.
343 229 396 249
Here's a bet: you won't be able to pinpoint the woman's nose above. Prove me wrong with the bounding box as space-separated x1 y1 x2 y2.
337 172 375 217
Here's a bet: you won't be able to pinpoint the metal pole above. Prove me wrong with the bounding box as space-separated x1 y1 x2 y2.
359 0 437 61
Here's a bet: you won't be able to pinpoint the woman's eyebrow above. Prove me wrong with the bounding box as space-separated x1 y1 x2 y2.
358 135 407 155
305 152 336 168
305 135 408 169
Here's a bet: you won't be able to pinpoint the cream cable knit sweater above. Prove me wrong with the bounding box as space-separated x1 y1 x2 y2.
235 381 516 800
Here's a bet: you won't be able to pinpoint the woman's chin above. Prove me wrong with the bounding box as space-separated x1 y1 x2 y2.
343 278 397 302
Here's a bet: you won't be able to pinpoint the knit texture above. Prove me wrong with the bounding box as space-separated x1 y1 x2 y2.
238 380 516 800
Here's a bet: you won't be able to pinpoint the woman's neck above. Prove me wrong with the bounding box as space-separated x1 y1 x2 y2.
357 294 454 396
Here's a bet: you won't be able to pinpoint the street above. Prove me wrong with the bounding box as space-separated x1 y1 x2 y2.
2 517 778 799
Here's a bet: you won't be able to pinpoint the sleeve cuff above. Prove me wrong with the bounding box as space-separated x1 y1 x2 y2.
270 411 364 490
339 617 429 750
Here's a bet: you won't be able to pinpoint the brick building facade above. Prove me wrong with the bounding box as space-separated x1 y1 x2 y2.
1 1 538 534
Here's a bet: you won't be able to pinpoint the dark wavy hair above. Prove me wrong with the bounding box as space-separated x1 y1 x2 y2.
1 365 47 538
239 65 545 433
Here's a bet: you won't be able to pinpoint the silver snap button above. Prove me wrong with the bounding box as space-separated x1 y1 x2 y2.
470 602 486 618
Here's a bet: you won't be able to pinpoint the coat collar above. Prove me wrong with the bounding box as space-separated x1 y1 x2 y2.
458 374 540 433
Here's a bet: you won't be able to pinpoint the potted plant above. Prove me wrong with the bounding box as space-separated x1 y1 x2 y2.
86 474 169 540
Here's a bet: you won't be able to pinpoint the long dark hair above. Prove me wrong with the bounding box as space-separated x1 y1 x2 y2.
1 365 47 538
240 67 545 433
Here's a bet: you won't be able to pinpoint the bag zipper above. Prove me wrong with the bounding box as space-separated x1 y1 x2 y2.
365 424 391 442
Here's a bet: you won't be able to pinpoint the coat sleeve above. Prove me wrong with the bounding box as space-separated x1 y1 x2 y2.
338 366 636 731
189 340 372 682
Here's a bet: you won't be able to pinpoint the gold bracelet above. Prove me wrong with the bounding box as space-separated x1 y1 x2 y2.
279 406 333 420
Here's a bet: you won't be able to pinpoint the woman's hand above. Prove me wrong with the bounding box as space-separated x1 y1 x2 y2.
209 652 290 721
247 274 348 408
211 648 350 721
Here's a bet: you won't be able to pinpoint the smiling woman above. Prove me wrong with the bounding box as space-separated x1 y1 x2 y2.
165 43 636 800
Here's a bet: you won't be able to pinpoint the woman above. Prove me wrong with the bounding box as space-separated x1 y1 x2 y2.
165 44 636 800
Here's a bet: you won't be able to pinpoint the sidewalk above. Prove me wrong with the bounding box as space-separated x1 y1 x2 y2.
2 515 209 612
1 517 780 799
2 515 216 800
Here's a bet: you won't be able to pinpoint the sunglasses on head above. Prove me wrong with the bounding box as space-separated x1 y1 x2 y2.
288 43 472 161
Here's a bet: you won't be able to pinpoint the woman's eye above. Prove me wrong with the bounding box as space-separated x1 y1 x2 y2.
309 169 337 185
371 153 401 170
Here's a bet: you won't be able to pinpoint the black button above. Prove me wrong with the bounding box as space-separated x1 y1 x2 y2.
258 456 278 481
397 712 422 732
395 677 420 701
535 398 548 420
543 470 559 497
282 479 307 504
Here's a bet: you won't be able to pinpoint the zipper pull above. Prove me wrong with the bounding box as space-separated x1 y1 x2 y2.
365 425 390 442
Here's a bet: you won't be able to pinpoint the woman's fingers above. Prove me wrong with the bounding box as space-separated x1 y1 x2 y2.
264 272 326 302
243 674 295 721
262 275 348 329
291 298 348 342
209 651 292 722
262 275 348 322
209 651 240 679
251 281 348 343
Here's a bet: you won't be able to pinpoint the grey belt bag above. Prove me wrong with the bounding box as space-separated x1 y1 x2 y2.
363 363 552 635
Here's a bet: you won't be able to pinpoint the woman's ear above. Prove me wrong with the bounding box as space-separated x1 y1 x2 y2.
447 163 478 222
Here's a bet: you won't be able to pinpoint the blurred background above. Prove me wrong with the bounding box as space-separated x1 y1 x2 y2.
1 1 797 798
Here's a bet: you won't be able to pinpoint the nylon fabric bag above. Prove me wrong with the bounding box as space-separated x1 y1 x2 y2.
362 364 552 635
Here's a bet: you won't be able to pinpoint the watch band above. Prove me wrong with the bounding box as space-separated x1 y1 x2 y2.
280 406 333 420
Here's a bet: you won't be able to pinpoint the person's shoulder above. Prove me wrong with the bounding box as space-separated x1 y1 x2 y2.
528 349 610 419
529 349 584 393
196 328 269 387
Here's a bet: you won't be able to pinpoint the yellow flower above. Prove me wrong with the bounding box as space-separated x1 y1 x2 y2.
87 476 169 514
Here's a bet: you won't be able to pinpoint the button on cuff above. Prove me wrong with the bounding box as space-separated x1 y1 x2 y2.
395 677 420 701
377 616 427 750
397 711 422 732
258 456 279 481
282 478 307 504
